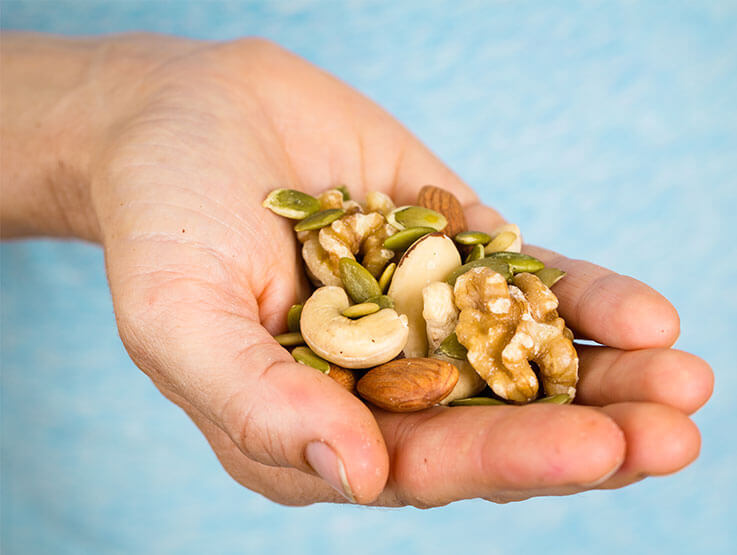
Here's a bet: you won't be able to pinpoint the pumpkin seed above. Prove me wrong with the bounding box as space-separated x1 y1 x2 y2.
454 230 491 246
534 267 567 288
337 185 351 201
388 206 447 231
262 188 321 219
294 208 344 232
445 257 512 285
383 226 436 251
291 346 330 373
487 251 545 274
534 393 573 404
484 230 517 253
378 262 396 293
342 302 381 319
464 243 485 263
449 397 507 406
434 332 468 360
287 304 303 332
366 294 394 309
339 258 382 303
274 332 305 347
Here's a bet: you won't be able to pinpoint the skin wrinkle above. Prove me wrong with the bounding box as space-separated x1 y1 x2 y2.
390 135 409 197
110 105 220 146
114 236 239 294
240 71 305 194
385 408 450 507
121 192 282 288
114 270 255 387
219 358 289 467
599 349 628 405
573 271 613 340
473 409 507 494
357 129 368 196
47 160 99 239
121 200 254 249
256 272 294 333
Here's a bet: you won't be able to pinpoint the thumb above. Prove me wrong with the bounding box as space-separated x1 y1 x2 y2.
112 276 389 504
217 321 389 504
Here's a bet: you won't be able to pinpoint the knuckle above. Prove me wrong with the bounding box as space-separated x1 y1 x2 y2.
218 359 292 468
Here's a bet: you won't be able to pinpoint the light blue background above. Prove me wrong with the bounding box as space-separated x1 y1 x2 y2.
2 1 736 553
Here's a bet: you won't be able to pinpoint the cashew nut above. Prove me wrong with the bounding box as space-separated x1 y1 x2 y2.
300 286 409 369
421 281 486 404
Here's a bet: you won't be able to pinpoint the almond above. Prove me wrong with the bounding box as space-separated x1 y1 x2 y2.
417 185 467 238
356 358 459 412
327 364 357 393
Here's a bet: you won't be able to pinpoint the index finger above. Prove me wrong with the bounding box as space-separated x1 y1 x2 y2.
523 244 680 349
464 204 680 350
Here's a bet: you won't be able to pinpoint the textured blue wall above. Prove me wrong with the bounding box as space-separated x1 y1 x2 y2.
2 1 736 553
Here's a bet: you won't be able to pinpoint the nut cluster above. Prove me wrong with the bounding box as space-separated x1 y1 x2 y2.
264 185 577 411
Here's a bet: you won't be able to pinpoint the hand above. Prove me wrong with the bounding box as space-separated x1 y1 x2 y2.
2 34 713 507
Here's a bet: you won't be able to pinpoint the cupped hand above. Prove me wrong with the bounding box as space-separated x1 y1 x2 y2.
92 36 713 506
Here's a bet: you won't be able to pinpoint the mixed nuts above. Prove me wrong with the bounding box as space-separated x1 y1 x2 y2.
263 185 578 411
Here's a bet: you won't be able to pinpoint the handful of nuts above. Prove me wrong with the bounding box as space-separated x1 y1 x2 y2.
264 185 578 411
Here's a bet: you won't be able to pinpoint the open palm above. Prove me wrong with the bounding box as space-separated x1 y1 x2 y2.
93 37 712 506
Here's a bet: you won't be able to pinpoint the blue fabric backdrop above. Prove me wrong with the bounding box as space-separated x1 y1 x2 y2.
2 1 736 553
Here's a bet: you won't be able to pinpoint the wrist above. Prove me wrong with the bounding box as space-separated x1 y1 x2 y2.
0 32 198 242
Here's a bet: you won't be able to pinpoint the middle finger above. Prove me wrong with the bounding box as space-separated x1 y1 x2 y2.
574 345 713 414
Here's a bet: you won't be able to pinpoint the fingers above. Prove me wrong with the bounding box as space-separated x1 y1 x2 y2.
464 206 681 350
374 404 625 507
576 346 714 414
176 383 703 507
594 403 701 489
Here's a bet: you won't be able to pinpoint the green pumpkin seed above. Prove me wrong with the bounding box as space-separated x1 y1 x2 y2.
486 252 545 274
339 258 382 303
294 208 344 232
445 257 512 285
342 302 381 319
366 294 394 309
383 227 436 251
262 188 321 219
534 393 573 404
274 332 305 347
534 267 567 288
454 230 492 246
378 262 396 293
449 397 507 406
464 243 485 263
291 346 330 373
287 304 303 332
388 206 447 231
337 185 351 200
484 231 517 253
435 332 468 360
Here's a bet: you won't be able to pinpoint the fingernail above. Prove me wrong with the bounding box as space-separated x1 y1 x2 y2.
581 463 622 488
305 441 355 503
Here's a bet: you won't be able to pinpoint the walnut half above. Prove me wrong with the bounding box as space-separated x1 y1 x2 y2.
453 267 578 403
